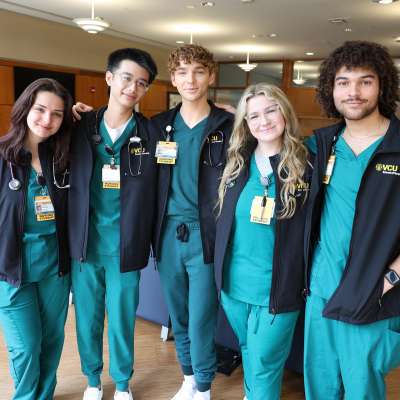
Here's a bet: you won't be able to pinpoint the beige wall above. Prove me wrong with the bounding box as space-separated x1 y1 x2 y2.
0 10 170 79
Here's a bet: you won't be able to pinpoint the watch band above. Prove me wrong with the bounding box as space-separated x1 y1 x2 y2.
384 269 400 287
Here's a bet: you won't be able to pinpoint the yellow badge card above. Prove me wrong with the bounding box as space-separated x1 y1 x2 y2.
34 196 55 221
323 154 336 185
155 141 178 165
250 196 275 225
102 164 120 189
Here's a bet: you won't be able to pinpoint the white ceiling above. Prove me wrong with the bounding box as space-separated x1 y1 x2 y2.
1 0 400 61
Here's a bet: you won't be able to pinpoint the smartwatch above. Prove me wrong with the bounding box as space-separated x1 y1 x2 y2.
384 269 400 287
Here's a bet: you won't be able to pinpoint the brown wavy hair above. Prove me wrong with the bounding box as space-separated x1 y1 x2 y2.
168 44 216 74
317 41 399 118
0 78 73 172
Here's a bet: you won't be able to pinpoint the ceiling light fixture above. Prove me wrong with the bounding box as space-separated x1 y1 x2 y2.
293 64 305 85
372 0 398 4
305 52 314 56
345 27 352 32
241 0 255 3
328 17 348 24
268 33 277 38
200 1 215 6
238 52 258 72
176 40 185 44
73 0 110 34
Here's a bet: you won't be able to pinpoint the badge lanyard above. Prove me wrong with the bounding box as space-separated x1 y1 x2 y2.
250 153 275 225
155 125 178 165
34 173 55 221
102 144 120 189
323 134 339 185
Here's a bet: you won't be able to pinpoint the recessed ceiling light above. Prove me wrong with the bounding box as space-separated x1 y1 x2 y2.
251 34 257 38
372 0 398 4
305 52 315 56
268 33 278 38
241 0 255 3
176 40 185 44
328 17 348 24
186 4 196 8
200 1 215 6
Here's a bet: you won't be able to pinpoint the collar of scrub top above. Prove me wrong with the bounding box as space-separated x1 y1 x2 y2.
89 106 148 146
160 100 232 142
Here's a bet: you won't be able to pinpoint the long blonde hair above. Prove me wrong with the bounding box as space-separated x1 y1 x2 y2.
218 83 309 219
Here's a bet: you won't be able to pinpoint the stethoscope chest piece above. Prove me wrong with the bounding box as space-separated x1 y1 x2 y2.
92 134 102 145
9 178 21 191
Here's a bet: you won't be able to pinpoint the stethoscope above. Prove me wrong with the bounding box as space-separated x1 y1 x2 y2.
163 125 225 168
92 114 143 177
8 159 70 191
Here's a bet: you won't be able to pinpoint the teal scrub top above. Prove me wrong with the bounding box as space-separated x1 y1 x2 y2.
310 135 383 300
223 154 276 307
166 112 208 222
86 116 136 266
22 168 58 282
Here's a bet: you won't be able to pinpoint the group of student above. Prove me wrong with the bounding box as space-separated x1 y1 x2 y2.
0 38 399 400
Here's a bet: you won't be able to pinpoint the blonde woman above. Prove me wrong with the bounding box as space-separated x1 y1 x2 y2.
214 83 312 400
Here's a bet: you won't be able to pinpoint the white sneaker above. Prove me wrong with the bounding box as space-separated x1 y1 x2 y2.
171 376 197 400
83 386 103 400
193 390 210 400
114 388 133 400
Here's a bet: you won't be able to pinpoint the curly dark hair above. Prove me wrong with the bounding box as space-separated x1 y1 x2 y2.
317 41 399 118
168 44 216 74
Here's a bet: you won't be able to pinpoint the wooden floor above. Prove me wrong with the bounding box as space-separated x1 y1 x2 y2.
0 305 399 399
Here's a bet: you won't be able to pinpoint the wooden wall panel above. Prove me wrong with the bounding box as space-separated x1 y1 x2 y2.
0 105 12 136
140 80 170 118
75 74 108 109
0 66 14 105
286 86 323 117
299 116 335 137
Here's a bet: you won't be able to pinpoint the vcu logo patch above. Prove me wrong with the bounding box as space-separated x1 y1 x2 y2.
131 146 149 156
375 163 400 176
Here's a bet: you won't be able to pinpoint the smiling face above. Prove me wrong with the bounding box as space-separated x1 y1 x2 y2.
26 91 64 143
106 59 150 111
245 94 286 149
170 60 215 104
333 66 380 121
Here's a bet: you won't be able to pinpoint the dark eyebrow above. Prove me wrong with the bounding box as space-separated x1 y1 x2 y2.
35 103 64 113
335 74 376 81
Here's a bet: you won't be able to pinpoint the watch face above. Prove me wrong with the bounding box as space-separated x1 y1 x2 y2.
387 270 400 285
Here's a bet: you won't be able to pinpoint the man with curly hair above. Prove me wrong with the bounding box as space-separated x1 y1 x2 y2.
304 40 400 399
150 44 233 400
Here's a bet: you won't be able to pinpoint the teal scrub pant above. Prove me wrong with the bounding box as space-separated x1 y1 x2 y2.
0 274 70 400
304 294 400 400
71 259 140 391
221 291 299 400
157 219 218 391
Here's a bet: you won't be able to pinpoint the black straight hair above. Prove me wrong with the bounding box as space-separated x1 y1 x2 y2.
107 48 158 84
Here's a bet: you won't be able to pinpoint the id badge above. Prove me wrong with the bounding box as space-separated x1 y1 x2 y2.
155 141 178 164
34 196 55 221
250 196 275 225
102 164 120 189
323 155 336 185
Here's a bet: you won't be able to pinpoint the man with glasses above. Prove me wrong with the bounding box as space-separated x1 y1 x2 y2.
69 48 158 400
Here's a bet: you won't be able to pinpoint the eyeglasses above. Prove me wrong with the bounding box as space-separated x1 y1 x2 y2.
114 72 150 92
246 105 281 125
